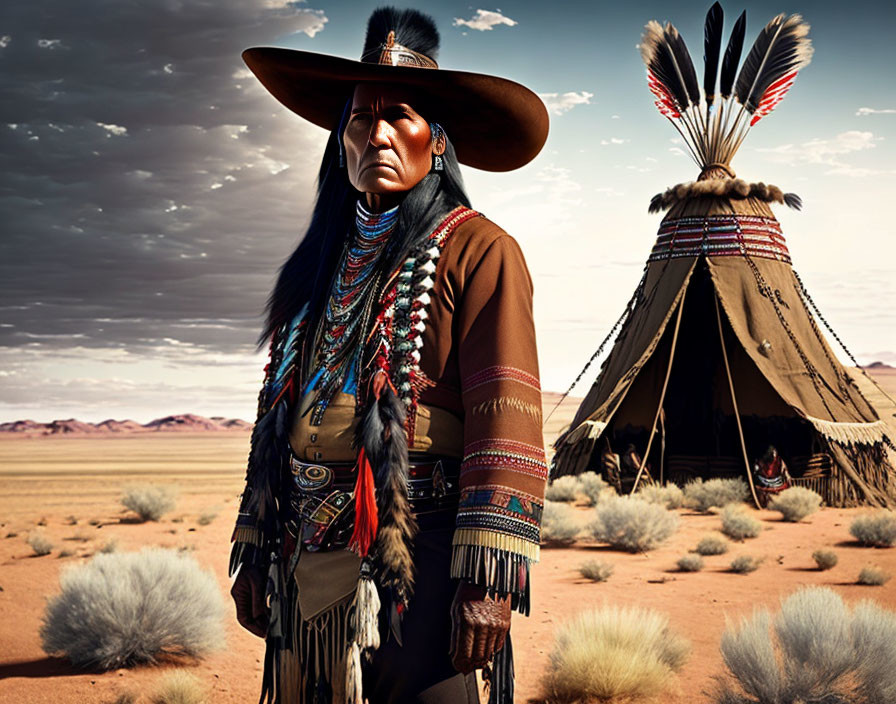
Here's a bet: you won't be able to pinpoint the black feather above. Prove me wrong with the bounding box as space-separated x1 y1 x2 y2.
665 24 701 107
641 21 691 112
703 2 724 105
784 192 802 210
735 14 812 112
362 6 440 62
720 10 746 99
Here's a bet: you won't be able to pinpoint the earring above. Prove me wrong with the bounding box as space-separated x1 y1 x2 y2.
429 122 445 172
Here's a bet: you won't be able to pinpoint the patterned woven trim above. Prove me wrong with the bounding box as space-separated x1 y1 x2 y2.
804 415 889 446
649 215 791 264
462 365 541 393
456 485 542 545
471 396 541 419
462 442 549 480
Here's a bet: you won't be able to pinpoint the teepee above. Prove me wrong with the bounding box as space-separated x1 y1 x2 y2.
551 3 896 508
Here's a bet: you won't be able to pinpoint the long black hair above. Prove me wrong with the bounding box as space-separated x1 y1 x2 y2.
258 113 472 348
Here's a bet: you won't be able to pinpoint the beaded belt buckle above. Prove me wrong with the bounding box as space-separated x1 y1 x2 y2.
286 455 355 550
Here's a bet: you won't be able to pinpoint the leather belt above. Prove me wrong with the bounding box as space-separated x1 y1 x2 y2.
284 448 461 550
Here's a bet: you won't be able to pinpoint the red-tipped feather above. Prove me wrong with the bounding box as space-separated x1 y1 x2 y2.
349 447 378 558
647 69 681 118
750 70 798 125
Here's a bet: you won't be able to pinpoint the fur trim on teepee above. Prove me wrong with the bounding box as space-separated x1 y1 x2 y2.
649 179 802 212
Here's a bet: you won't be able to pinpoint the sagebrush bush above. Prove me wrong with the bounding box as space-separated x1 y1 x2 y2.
696 535 730 556
730 555 762 574
121 484 177 522
99 537 119 554
40 547 225 669
196 512 217 527
151 669 206 704
768 486 822 522
721 504 762 541
578 559 614 582
857 566 890 586
539 605 690 703
541 501 581 546
27 531 54 556
812 549 838 571
545 476 580 503
588 495 679 552
716 586 896 704
638 482 685 509
684 478 749 512
677 554 704 572
577 471 610 506
850 510 896 547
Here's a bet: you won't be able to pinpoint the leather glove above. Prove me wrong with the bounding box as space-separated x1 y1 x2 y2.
449 580 511 674
231 564 270 638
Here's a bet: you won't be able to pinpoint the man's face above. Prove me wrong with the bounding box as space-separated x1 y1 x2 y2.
343 82 432 196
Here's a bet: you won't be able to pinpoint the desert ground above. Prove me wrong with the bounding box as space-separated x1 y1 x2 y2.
1 370 895 703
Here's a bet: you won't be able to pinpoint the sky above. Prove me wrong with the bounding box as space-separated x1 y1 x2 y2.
1 0 895 423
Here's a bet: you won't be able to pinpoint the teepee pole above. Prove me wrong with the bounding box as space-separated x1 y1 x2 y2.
714 293 762 509
631 287 687 494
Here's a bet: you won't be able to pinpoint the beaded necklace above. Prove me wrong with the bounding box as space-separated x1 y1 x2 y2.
303 200 398 417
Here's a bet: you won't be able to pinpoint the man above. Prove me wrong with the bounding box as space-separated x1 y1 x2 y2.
229 8 549 703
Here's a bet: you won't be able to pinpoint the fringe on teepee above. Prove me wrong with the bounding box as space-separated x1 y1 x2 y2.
805 415 890 446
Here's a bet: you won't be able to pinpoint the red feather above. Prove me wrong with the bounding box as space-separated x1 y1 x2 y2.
750 70 798 126
349 447 378 558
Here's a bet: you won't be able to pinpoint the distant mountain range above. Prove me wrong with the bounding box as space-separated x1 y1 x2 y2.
0 413 252 436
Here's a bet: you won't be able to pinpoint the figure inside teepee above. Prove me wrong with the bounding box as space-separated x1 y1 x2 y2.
552 3 896 508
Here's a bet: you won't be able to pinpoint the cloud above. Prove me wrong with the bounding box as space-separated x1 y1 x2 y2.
856 107 896 116
600 137 629 146
757 130 882 175
0 0 332 421
453 9 518 31
538 91 593 116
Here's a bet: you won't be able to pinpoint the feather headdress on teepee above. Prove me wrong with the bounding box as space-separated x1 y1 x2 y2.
640 2 813 172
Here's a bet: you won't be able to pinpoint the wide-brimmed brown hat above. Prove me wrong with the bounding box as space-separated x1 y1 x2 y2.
242 7 549 172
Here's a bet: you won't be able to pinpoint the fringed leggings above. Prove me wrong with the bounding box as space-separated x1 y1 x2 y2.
275 525 480 704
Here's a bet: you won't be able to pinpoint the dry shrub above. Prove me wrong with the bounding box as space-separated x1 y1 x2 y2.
730 555 763 574
857 566 890 586
721 504 762 541
545 476 580 503
539 605 689 703
121 484 178 522
638 482 685 509
696 535 730 556
541 501 581 546
716 586 896 704
100 537 119 554
768 487 822 522
27 531 54 556
40 547 225 669
812 549 838 571
588 496 679 552
579 559 614 582
677 554 704 572
578 471 610 506
684 478 749 512
196 512 217 527
58 548 75 558
151 669 206 704
850 511 896 547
